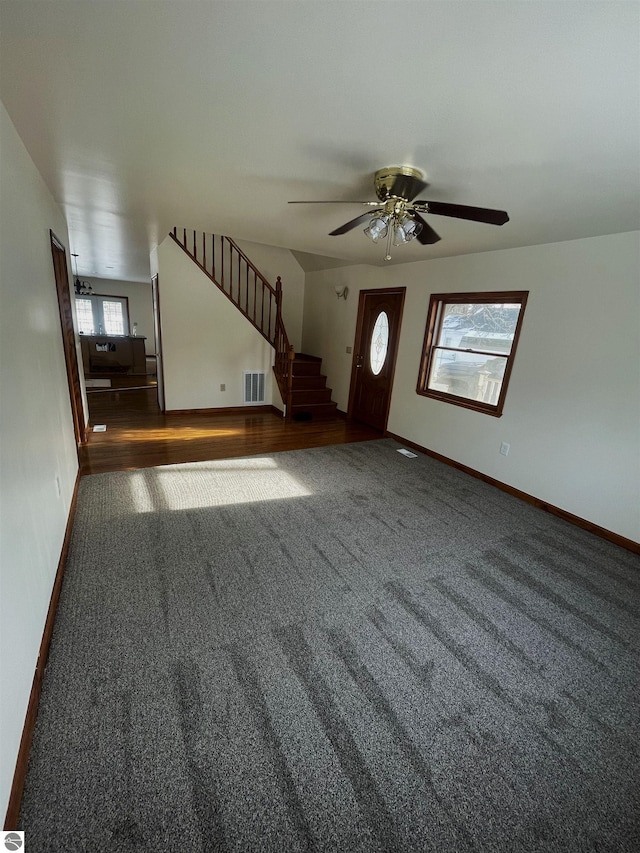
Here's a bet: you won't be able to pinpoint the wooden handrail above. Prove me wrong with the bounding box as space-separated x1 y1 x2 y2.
274 277 295 416
170 228 295 418
224 236 278 297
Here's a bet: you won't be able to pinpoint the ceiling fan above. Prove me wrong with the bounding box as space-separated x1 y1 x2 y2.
289 166 509 261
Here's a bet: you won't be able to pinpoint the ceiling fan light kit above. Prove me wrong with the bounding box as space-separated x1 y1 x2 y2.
363 215 389 243
289 165 509 261
392 212 423 245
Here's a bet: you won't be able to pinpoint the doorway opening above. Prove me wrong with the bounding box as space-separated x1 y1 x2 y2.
75 274 164 423
50 231 86 455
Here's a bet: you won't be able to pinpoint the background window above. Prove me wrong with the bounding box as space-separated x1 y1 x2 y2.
75 295 129 336
76 298 95 335
417 291 528 417
102 300 126 335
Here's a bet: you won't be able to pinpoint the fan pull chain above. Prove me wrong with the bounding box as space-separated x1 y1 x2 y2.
384 222 394 262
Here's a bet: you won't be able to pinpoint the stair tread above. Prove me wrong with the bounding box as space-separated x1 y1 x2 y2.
290 401 338 410
291 377 327 389
291 395 332 406
289 400 339 422
293 353 322 362
292 365 323 376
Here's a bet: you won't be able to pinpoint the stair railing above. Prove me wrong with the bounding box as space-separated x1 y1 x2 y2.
170 228 295 417
274 277 295 417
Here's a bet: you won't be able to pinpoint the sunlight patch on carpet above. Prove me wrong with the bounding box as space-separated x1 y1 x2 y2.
129 456 312 512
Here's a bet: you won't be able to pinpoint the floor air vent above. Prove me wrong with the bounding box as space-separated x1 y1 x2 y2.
243 371 266 404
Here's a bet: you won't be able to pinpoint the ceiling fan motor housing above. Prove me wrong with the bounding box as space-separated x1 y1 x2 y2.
374 166 425 201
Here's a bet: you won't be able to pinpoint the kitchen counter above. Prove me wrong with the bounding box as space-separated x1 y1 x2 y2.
80 334 147 374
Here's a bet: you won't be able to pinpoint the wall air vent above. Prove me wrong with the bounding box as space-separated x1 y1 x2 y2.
243 371 266 404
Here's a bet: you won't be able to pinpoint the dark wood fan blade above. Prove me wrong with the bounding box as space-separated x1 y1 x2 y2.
329 211 379 235
288 200 379 205
389 174 428 201
413 201 509 225
412 212 441 244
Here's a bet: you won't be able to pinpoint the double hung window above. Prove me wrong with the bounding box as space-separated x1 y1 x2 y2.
417 291 528 417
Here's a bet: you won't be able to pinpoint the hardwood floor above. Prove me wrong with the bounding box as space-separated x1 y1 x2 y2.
79 384 382 476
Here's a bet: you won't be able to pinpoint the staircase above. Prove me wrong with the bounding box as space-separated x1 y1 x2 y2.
289 353 338 421
170 228 338 421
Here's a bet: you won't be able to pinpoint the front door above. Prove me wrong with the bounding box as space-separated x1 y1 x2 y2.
348 288 406 431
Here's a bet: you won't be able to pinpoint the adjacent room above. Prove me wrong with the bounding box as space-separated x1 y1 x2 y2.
1 2 638 851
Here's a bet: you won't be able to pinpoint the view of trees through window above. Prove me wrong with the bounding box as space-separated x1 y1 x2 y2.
443 303 521 334
417 292 528 417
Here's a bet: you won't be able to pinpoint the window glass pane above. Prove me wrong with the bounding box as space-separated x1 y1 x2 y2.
440 303 521 353
428 349 508 406
419 291 527 416
76 298 94 335
102 300 126 335
370 311 389 375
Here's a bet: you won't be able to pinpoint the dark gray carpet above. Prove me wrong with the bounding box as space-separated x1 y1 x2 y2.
20 439 640 852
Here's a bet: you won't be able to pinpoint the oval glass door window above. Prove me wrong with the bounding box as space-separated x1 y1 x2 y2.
370 311 389 375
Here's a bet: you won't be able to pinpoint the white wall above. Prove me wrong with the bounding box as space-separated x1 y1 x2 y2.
0 102 79 821
303 263 387 407
302 232 640 543
78 277 155 354
157 236 277 411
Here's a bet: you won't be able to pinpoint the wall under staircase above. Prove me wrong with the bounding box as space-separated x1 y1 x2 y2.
156 234 276 412
155 231 338 419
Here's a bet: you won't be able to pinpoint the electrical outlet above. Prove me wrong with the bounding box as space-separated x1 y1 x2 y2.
500 442 510 457
346 346 352 354
220 383 226 392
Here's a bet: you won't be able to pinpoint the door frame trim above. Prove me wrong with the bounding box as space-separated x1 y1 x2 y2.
151 274 166 412
50 230 86 450
347 287 406 431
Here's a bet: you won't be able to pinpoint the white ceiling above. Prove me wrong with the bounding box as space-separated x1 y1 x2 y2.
1 0 638 281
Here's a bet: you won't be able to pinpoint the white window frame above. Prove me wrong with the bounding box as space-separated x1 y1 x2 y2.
76 294 130 337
